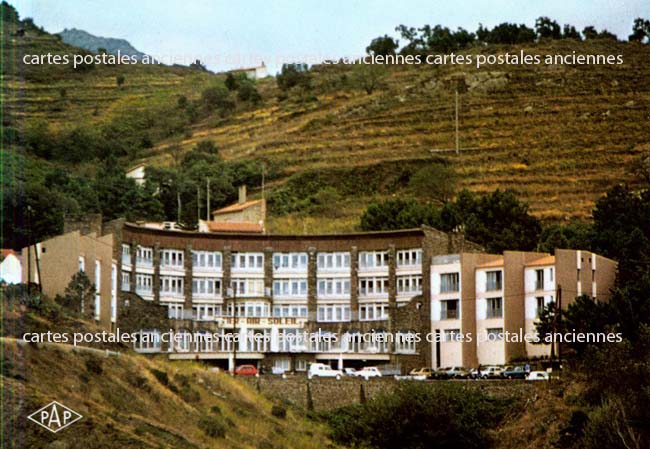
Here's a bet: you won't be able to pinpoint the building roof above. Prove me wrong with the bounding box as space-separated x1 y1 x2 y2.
526 255 556 267
212 199 264 215
1 249 18 258
206 222 264 233
476 258 504 269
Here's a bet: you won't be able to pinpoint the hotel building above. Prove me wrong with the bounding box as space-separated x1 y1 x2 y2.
22 217 616 372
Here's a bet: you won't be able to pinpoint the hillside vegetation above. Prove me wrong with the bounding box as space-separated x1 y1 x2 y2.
3 2 650 237
148 39 650 229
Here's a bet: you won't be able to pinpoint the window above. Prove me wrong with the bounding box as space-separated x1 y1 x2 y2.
272 305 308 318
395 332 417 353
535 269 544 291
230 279 264 297
486 297 503 318
295 359 307 371
358 251 389 269
273 279 308 297
486 328 504 341
161 249 184 268
444 329 462 342
397 249 422 267
536 296 545 318
226 301 270 317
192 277 222 297
193 304 221 321
121 244 131 265
78 256 85 272
359 303 389 321
440 299 459 320
317 304 351 322
440 273 460 293
93 261 101 321
273 252 308 271
135 274 153 294
317 252 350 271
397 275 422 295
358 277 389 296
231 252 264 270
168 304 183 319
486 270 502 291
121 271 130 291
317 278 350 297
160 276 184 295
274 359 290 372
192 251 222 269
136 246 153 266
134 330 161 352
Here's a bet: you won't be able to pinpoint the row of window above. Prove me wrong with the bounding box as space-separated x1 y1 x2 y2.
123 271 423 298
125 247 424 274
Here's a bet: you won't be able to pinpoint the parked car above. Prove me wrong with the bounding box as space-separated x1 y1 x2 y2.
527 371 550 381
307 363 342 380
343 367 358 376
432 367 451 379
480 366 504 379
502 366 528 379
355 367 382 379
234 364 258 376
409 367 434 379
446 366 471 379
271 366 286 375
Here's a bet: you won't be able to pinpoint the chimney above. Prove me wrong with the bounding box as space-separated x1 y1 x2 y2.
238 185 247 204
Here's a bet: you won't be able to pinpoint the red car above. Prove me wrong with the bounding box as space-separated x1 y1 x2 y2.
234 364 258 376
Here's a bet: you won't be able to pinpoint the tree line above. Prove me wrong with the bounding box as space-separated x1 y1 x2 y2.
365 17 650 56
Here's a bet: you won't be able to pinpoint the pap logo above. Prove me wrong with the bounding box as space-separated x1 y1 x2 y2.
27 401 82 433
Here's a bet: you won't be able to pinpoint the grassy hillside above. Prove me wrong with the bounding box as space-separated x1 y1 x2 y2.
144 39 650 229
3 4 649 233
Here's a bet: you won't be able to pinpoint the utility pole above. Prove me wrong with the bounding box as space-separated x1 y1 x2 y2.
261 162 266 202
196 186 200 223
206 178 210 221
455 89 460 155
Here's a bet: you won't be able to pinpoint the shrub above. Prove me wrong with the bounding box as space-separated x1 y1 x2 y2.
324 382 512 449
271 405 287 419
150 368 170 386
198 416 227 438
85 357 103 375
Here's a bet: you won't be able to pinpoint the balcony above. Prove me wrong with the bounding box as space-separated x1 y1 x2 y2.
121 254 131 266
136 257 153 269
135 286 153 297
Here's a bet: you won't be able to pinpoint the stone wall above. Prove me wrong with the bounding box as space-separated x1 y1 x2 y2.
240 376 542 411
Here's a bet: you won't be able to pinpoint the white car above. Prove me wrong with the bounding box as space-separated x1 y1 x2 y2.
481 366 504 379
355 367 382 379
307 363 342 380
526 371 550 381
344 367 358 376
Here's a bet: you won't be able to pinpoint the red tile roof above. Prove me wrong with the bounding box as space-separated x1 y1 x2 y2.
207 222 264 233
1 249 17 258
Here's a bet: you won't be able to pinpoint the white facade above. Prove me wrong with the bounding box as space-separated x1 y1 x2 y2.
430 256 463 367
0 252 21 284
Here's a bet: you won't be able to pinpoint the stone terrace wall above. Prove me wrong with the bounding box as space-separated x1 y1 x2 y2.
240 376 542 412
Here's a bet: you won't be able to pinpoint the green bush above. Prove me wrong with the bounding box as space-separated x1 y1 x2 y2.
324 382 512 449
271 405 287 419
85 357 103 375
198 416 227 438
150 368 170 386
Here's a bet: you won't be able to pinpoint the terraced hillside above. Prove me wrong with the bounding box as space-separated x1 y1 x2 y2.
146 39 650 228
3 6 649 232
